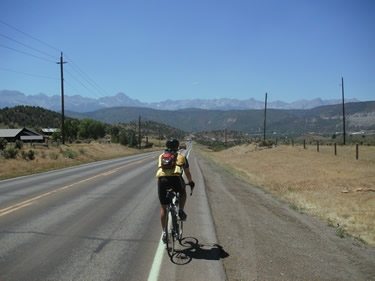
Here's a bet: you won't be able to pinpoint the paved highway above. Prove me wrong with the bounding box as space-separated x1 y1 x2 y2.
0 149 226 280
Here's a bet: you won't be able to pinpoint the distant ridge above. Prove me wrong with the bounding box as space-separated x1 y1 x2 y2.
0 90 361 113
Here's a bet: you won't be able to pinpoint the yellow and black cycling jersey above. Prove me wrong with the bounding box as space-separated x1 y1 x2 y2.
156 152 189 177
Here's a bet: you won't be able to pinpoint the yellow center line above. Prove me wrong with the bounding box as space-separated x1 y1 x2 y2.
0 157 150 217
0 202 34 217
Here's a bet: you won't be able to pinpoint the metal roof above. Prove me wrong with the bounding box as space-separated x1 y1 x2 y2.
0 128 43 139
41 128 59 133
0 129 23 138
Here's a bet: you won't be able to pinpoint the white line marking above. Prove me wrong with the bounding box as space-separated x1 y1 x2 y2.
147 233 165 281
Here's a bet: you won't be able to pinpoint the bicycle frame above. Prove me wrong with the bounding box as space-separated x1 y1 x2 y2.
165 188 183 257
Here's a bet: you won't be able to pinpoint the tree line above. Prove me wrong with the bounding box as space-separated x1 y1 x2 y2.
0 105 187 147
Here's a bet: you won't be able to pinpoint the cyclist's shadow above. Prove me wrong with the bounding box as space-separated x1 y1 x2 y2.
170 237 229 265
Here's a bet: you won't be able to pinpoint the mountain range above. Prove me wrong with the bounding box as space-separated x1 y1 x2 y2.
1 90 374 138
63 101 375 136
0 90 361 112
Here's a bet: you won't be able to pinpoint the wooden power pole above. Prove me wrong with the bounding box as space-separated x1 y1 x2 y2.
263 92 268 142
341 77 346 145
138 115 141 149
57 52 67 144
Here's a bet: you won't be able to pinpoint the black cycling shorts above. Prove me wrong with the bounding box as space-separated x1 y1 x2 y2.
158 176 185 205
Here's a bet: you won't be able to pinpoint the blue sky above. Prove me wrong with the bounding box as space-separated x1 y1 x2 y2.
0 0 374 103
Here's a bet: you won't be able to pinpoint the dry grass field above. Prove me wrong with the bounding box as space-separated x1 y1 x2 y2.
0 142 157 180
196 143 375 246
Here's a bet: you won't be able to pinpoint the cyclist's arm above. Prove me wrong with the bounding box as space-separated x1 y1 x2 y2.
183 166 193 183
182 157 193 182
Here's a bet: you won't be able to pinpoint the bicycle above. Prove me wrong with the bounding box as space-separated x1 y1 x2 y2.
165 183 193 257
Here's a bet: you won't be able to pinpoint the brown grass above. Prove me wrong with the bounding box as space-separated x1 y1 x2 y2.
0 142 158 180
196 143 375 246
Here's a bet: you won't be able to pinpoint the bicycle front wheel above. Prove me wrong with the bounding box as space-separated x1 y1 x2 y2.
165 207 175 257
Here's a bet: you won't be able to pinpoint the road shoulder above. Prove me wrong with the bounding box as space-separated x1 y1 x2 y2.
197 153 375 281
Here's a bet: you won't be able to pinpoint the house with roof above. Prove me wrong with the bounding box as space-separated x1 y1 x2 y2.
0 128 44 143
40 128 59 139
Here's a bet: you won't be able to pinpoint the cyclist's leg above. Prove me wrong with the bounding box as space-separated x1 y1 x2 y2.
178 176 187 210
168 176 186 209
160 205 167 231
158 178 169 232
174 176 187 221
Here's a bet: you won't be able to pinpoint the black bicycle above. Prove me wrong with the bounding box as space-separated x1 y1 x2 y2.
165 183 193 257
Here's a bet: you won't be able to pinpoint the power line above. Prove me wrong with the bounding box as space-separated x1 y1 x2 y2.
0 33 56 59
0 43 56 63
0 19 61 53
0 18 111 99
64 68 99 95
65 54 111 98
64 79 83 94
0 67 58 80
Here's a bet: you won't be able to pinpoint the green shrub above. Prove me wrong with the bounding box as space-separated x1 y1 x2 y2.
15 140 23 149
257 139 276 147
3 147 18 159
21 150 35 160
21 150 27 160
336 227 349 239
27 150 35 160
62 148 78 159
213 144 226 152
49 152 59 160
0 138 7 150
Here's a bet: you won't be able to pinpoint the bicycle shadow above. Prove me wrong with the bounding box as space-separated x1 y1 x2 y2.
170 236 229 265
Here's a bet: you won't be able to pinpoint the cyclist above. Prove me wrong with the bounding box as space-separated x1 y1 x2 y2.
156 138 195 243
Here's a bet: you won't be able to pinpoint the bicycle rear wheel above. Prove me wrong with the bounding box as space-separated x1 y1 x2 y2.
165 207 175 257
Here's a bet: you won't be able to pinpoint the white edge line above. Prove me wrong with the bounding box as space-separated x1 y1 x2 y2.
147 233 165 281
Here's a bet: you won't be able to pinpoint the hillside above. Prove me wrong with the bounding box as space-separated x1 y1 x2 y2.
0 106 188 142
66 101 375 137
0 106 66 129
1 102 375 144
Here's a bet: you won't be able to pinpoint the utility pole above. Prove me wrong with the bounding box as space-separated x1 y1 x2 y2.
57 52 67 144
158 124 161 147
263 92 268 142
341 77 346 145
225 127 227 147
138 115 141 149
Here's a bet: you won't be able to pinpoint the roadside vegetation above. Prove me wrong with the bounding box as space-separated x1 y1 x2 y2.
0 140 161 180
195 142 375 247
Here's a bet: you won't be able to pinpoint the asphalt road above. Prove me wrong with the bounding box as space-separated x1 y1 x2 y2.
2 147 374 281
0 150 226 281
